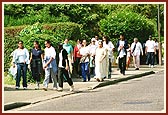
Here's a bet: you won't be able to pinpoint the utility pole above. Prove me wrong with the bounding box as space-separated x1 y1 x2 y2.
158 4 162 65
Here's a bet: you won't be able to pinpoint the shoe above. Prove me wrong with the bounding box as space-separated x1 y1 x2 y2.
135 68 139 70
35 86 39 90
70 85 74 92
151 65 154 68
57 87 63 91
99 78 104 82
43 87 47 91
96 78 100 82
88 77 90 81
15 86 19 90
149 64 151 68
82 80 86 82
23 87 27 90
53 87 57 91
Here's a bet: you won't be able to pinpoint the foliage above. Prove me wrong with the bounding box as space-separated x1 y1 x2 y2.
18 22 81 51
99 10 157 44
4 34 19 72
4 4 164 39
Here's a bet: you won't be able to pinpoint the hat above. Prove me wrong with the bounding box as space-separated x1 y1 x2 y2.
91 38 96 42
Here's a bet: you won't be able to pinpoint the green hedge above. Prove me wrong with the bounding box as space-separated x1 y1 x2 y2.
4 22 81 72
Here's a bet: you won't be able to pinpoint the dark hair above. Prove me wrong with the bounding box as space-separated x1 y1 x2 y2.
34 41 41 49
45 40 51 44
18 40 24 49
103 35 110 44
18 40 23 44
58 43 63 52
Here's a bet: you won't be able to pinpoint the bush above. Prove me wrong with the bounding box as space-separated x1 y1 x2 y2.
99 10 157 44
4 34 19 72
4 22 81 70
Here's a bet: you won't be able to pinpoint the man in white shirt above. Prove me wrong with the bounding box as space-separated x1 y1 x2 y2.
131 38 143 70
145 35 157 68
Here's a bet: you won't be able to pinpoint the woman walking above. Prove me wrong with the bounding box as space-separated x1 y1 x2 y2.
43 40 58 91
30 41 43 89
57 43 74 92
94 40 107 82
79 40 90 82
12 40 29 89
102 36 115 78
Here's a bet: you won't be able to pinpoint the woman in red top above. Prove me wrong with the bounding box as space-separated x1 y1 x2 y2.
73 39 82 77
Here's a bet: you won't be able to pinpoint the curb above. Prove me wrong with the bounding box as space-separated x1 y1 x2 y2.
92 71 155 89
4 102 31 111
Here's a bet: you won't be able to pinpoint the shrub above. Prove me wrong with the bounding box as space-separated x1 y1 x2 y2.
99 10 157 44
4 22 81 72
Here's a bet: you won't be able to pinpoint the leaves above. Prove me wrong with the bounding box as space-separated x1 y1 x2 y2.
99 10 156 44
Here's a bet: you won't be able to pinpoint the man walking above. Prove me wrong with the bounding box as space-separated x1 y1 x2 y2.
116 34 129 76
131 38 143 70
145 35 157 68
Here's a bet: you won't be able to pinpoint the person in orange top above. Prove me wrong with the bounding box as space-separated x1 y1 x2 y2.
73 39 82 77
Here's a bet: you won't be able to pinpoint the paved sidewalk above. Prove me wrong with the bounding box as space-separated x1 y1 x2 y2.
3 65 164 111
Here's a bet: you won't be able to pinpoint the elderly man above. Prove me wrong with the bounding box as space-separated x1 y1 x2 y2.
131 38 143 70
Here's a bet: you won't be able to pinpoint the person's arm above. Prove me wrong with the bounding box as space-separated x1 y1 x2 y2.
71 47 74 63
41 50 44 62
73 46 77 62
24 48 29 64
43 57 54 69
29 52 33 63
43 47 55 69
140 43 143 56
12 50 16 68
100 49 107 63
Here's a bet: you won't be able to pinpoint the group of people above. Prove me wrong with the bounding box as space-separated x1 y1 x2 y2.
12 40 74 91
11 34 159 90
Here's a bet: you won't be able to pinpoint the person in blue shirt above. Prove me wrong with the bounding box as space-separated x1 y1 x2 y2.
12 40 29 89
63 38 74 76
30 41 43 89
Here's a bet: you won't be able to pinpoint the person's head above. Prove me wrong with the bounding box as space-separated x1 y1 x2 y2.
82 39 87 47
58 43 63 51
64 38 69 44
95 36 98 40
102 35 109 44
76 39 81 44
98 40 103 48
120 34 125 41
91 38 96 45
154 38 158 42
134 38 138 43
18 40 24 49
149 35 152 40
34 41 40 49
45 40 51 48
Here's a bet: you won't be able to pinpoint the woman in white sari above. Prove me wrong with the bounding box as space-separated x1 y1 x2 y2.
94 40 107 82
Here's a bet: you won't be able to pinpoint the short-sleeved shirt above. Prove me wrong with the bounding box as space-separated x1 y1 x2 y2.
103 41 115 57
145 40 156 52
44 46 56 68
63 44 73 54
32 48 42 59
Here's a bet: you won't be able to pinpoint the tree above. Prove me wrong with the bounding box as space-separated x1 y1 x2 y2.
99 10 157 44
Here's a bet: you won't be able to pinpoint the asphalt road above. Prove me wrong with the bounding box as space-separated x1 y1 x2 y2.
14 71 165 112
